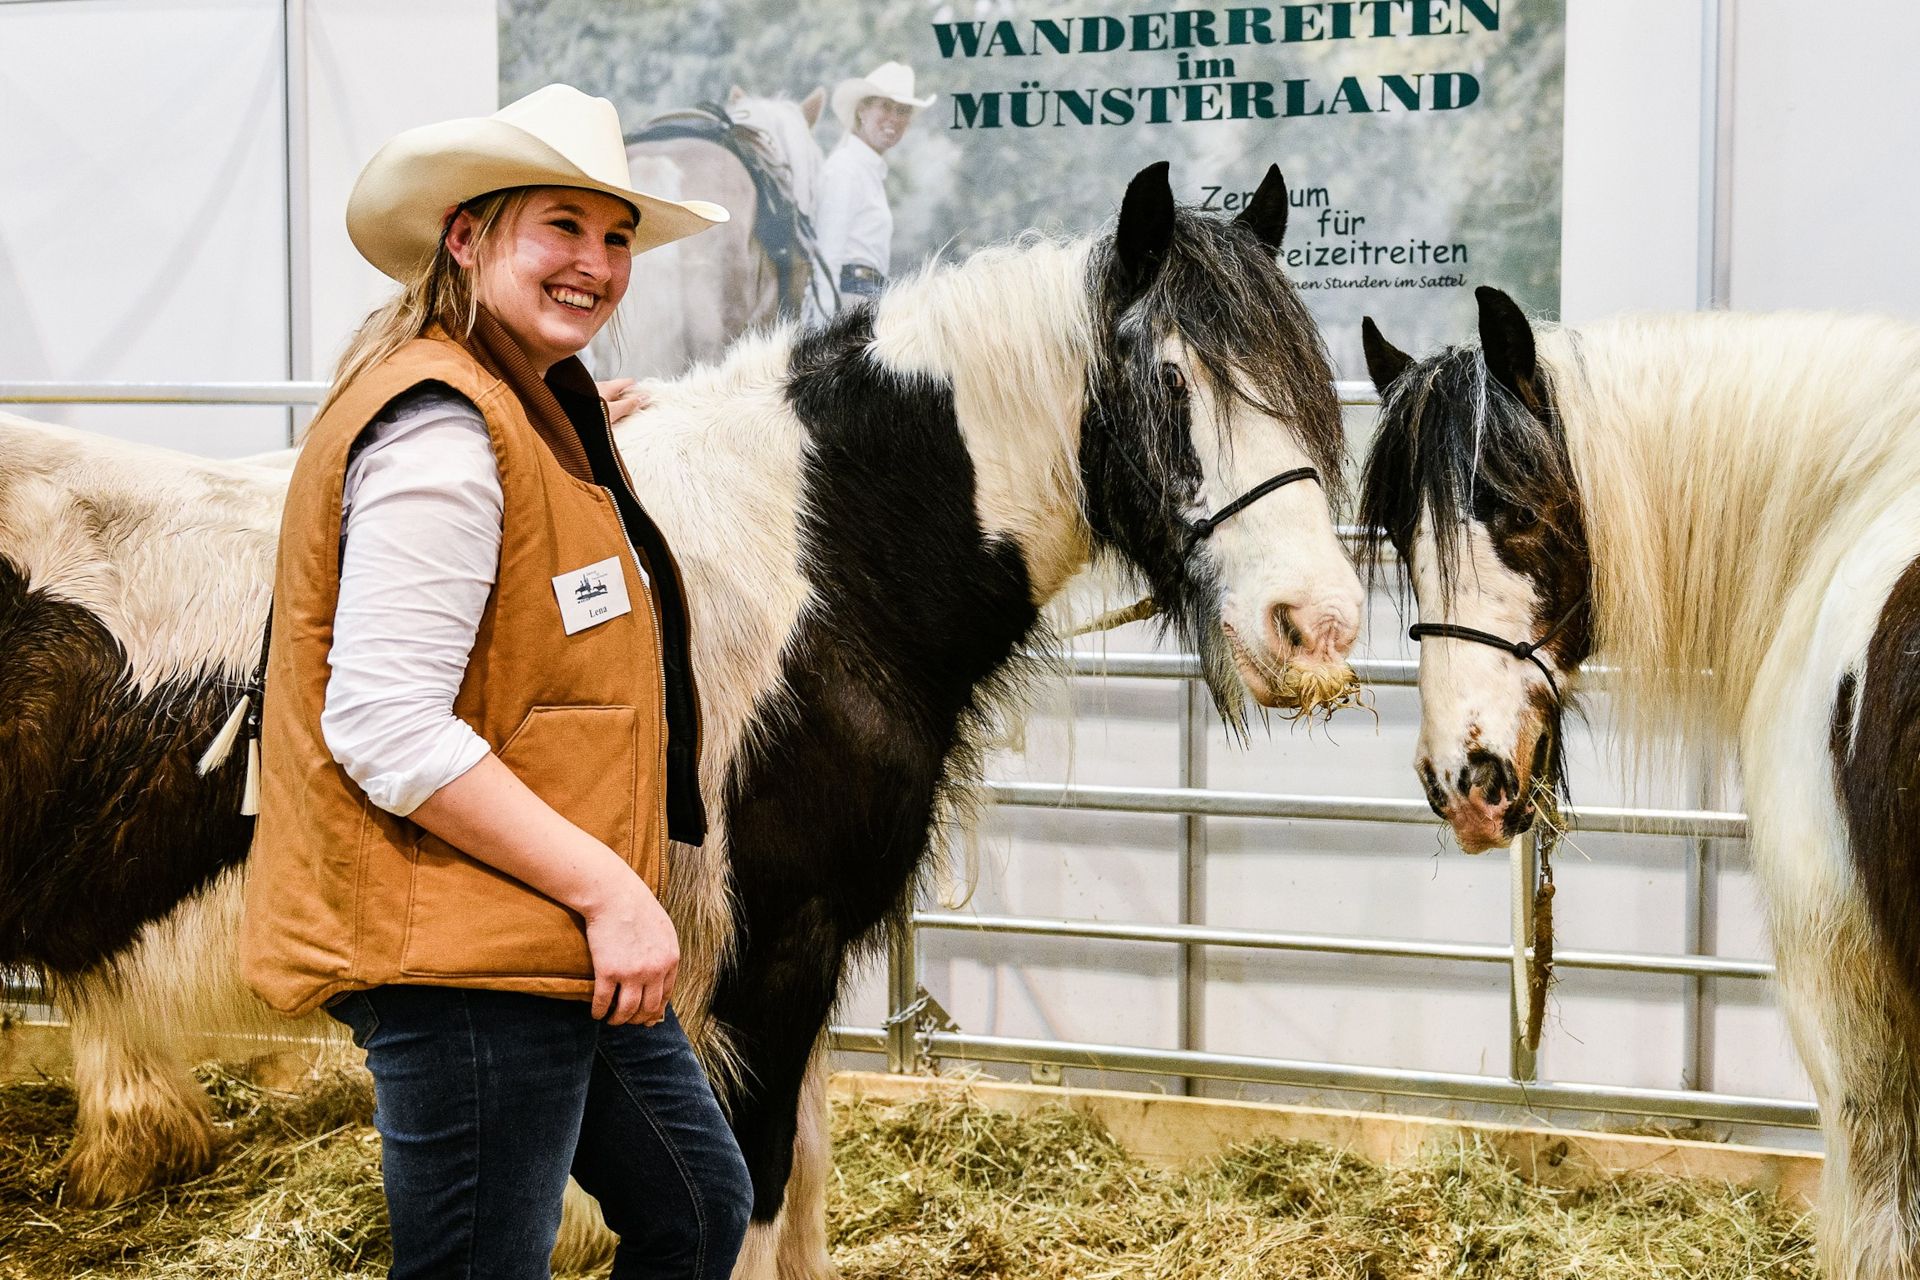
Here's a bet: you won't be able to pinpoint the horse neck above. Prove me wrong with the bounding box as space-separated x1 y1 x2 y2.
867 238 1097 602
1550 314 1920 739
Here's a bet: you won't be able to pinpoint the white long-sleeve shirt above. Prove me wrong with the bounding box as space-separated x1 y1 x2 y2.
320 385 501 816
811 134 893 316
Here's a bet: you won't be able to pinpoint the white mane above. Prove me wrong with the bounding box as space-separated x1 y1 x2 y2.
1546 311 1920 743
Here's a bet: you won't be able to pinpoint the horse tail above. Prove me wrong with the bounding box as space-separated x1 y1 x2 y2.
1833 554 1920 1022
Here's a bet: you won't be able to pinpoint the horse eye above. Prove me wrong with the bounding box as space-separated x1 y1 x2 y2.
1161 363 1189 398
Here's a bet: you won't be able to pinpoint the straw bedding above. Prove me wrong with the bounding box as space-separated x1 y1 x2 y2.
0 1069 1815 1278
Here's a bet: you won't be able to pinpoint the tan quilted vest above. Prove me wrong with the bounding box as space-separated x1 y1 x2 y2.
240 334 667 1016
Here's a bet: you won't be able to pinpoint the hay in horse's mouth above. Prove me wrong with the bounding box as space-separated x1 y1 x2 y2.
1224 625 1365 723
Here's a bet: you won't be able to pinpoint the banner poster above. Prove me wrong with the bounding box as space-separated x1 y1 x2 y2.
501 1 1564 386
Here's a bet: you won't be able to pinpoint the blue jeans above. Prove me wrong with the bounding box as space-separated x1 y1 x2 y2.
327 985 751 1280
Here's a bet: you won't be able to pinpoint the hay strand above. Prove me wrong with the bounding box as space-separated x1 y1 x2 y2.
0 1070 1816 1279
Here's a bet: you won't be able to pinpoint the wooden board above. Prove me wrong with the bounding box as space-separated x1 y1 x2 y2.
831 1070 1824 1207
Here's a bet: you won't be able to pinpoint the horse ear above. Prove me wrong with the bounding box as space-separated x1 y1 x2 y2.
727 85 747 105
1475 286 1539 404
1233 165 1288 250
1114 161 1176 296
799 86 826 127
1361 317 1414 394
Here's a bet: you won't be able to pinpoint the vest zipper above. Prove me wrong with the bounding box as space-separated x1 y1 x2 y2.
598 402 672 861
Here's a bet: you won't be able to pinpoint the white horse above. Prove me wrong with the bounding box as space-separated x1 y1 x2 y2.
1360 288 1920 1280
597 87 826 380
8 163 1361 1277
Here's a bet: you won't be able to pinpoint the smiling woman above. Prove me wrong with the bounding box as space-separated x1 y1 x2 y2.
450 191 638 371
236 84 755 1280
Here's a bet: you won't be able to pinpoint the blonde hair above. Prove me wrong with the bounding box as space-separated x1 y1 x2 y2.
316 189 528 419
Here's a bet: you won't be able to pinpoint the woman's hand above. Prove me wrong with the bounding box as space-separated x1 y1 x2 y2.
408 755 680 1026
598 378 652 426
581 872 680 1026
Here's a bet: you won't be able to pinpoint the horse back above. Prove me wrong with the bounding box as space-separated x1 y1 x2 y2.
0 413 280 975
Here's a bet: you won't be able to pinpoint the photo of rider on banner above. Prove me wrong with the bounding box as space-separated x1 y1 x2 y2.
505 0 1563 381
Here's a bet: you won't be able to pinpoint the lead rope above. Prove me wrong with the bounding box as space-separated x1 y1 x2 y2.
197 600 272 816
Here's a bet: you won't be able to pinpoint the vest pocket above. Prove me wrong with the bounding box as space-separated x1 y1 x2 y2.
399 705 640 978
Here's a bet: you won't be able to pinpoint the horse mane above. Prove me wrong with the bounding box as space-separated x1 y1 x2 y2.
1363 311 1920 751
1091 209 1347 507
1552 311 1920 744
1356 340 1572 597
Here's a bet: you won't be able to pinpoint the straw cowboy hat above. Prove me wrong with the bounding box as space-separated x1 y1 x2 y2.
830 61 937 131
347 84 730 280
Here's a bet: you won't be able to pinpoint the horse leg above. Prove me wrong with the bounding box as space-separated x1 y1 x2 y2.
708 906 850 1280
1765 893 1920 1279
58 964 219 1205
770 1047 838 1279
729 1048 836 1280
1746 528 1920 1278
55 867 281 1203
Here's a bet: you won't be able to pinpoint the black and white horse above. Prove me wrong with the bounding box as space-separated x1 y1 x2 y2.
1359 288 1920 1280
2 163 1360 1278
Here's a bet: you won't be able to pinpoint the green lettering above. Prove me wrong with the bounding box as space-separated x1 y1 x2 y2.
1032 18 1071 54
931 22 985 58
1228 6 1276 43
950 93 1002 128
1229 80 1278 118
1459 0 1499 31
984 20 1025 55
1054 88 1096 125
1432 71 1479 109
1283 78 1326 116
1083 16 1127 51
1284 5 1324 41
1381 73 1421 110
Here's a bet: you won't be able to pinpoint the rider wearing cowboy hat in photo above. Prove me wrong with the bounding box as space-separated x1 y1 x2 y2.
240 84 752 1279
810 60 935 317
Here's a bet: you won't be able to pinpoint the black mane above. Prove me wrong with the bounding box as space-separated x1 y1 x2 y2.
1357 342 1572 598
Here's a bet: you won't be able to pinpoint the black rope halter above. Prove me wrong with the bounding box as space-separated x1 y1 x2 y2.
1407 595 1586 703
1190 466 1321 540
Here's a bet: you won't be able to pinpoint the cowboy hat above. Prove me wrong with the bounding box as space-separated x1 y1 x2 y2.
830 61 937 131
347 84 730 281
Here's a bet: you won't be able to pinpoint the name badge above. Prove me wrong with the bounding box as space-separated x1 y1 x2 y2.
552 555 636 635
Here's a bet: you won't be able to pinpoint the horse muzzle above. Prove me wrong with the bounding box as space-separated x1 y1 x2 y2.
1420 745 1540 854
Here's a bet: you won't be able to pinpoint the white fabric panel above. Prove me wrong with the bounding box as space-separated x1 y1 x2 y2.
0 0 290 454
1728 0 1920 314
303 0 497 379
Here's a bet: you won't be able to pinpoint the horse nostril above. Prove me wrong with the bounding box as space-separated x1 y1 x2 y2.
1463 748 1516 807
1267 602 1306 651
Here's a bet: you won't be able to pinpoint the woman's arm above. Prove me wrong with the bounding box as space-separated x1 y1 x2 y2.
324 389 675 1025
410 757 677 1025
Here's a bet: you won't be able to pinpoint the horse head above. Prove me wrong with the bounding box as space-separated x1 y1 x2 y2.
1080 162 1363 725
1358 288 1593 853
725 85 828 217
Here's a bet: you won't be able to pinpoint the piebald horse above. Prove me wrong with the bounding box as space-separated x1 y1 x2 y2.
2 163 1360 1278
1360 287 1920 1280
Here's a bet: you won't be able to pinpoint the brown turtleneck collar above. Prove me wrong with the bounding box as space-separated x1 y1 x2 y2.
459 308 603 485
